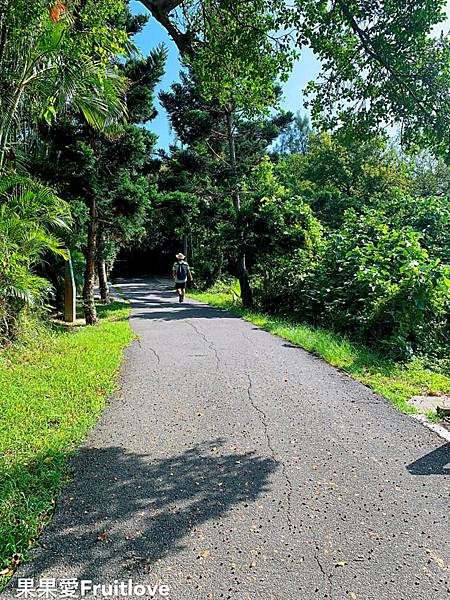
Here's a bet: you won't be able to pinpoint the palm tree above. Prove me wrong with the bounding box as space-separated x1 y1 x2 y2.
0 0 131 327
0 0 129 172
0 175 71 340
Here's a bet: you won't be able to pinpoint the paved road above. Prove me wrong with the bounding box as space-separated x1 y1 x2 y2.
5 279 449 600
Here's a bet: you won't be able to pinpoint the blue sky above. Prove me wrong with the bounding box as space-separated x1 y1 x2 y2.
129 1 320 150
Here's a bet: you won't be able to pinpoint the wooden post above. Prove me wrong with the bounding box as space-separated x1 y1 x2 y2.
64 251 76 323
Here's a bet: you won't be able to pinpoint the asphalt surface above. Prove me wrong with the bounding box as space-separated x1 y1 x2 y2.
4 278 449 600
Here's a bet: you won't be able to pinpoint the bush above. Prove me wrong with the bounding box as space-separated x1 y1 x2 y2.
385 193 450 264
253 248 317 313
243 161 323 312
303 209 450 358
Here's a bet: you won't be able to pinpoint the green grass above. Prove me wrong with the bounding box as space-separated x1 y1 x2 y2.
189 289 450 417
0 301 134 588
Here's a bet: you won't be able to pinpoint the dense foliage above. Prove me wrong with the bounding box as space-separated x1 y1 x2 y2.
0 176 70 340
253 142 450 362
290 0 450 160
298 203 450 360
0 1 164 330
0 0 130 170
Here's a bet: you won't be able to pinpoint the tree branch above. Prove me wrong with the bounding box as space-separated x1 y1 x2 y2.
334 0 432 119
139 0 194 56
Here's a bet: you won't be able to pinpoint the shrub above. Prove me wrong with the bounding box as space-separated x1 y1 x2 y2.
303 209 450 358
251 197 323 311
384 193 450 264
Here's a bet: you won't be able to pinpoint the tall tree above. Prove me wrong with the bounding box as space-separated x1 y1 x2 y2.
33 11 166 322
160 72 292 289
143 0 295 305
143 1 450 158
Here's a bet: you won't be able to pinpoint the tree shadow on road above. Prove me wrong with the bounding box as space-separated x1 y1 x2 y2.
10 440 277 585
130 306 238 322
406 442 450 475
114 280 239 322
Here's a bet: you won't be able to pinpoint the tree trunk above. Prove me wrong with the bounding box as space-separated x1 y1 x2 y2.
97 229 110 304
225 109 253 307
82 198 99 325
97 259 110 304
189 233 194 263
64 251 76 323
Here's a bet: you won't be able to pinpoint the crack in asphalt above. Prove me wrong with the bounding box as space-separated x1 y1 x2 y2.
137 337 161 366
148 346 161 366
314 550 333 599
246 374 294 533
187 321 221 370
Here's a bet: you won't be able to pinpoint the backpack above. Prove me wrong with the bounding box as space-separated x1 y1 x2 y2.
176 261 187 280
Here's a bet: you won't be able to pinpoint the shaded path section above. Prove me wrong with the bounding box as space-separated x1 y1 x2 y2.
5 278 449 600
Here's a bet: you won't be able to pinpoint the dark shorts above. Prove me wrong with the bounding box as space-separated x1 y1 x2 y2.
175 281 186 289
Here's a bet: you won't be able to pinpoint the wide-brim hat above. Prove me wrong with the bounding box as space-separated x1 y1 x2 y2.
176 253 185 260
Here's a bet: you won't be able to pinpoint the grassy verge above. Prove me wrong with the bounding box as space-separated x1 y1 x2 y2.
189 289 450 418
0 301 134 589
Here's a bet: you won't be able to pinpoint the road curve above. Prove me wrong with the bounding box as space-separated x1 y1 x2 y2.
4 278 449 600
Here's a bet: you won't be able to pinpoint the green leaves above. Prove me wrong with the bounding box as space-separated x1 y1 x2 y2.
179 0 296 117
0 0 130 171
300 204 450 359
0 175 72 339
288 0 450 159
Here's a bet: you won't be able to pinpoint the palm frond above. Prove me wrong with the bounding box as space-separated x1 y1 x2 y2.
0 175 71 316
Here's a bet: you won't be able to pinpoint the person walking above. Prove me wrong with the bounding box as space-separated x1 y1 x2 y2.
172 253 192 303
